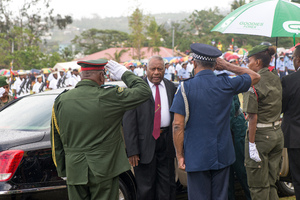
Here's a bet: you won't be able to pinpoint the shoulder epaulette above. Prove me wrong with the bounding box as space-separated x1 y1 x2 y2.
100 84 117 89
55 89 69 100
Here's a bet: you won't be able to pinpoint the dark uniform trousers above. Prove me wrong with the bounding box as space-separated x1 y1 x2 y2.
67 168 119 200
187 166 230 200
245 125 284 200
228 114 251 200
288 148 300 199
133 129 176 200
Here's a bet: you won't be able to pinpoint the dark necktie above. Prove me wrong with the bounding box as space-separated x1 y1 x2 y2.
152 84 161 140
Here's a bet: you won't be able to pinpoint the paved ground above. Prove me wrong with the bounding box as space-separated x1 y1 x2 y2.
175 190 296 199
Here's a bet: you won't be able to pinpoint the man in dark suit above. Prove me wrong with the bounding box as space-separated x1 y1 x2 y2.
282 45 300 199
123 56 177 200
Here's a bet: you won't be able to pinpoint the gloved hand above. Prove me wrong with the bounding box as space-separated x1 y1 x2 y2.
249 142 261 162
105 60 128 81
61 177 67 181
0 87 5 98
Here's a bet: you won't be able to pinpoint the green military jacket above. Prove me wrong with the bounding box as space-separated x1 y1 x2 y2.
243 67 282 123
51 71 152 185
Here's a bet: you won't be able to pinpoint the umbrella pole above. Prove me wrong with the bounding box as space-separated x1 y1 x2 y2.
275 37 278 69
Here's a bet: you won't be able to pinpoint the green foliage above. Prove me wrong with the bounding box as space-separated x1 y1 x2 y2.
71 29 130 55
0 0 72 69
128 8 147 60
146 18 163 55
105 49 129 63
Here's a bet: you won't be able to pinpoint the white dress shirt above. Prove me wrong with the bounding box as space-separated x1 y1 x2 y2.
32 82 45 93
147 78 171 128
49 78 58 90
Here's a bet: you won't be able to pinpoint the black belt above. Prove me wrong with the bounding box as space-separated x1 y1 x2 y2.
160 127 169 133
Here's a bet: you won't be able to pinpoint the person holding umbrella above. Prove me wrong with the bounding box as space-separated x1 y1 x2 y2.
243 45 283 200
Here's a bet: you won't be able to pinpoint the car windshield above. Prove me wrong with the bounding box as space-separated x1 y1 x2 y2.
0 94 56 130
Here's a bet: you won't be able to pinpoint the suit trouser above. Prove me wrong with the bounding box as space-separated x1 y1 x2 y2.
187 166 230 200
245 125 284 200
133 130 176 200
287 148 300 199
67 169 119 200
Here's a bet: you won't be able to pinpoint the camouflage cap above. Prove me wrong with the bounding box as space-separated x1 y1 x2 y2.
0 76 9 87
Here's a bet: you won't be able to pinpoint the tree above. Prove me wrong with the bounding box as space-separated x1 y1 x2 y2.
231 0 246 11
0 0 72 69
128 8 147 60
71 29 130 55
146 18 162 55
105 49 129 63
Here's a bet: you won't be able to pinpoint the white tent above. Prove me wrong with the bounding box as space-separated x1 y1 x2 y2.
53 61 81 71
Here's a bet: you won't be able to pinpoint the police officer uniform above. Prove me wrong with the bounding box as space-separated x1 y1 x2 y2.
243 46 283 200
276 56 286 79
170 43 252 200
51 59 152 200
178 61 190 80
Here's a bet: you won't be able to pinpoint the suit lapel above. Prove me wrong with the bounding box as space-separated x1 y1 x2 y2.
163 79 172 108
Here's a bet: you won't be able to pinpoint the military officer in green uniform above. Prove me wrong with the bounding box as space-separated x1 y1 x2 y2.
243 45 283 200
0 76 14 109
51 59 152 200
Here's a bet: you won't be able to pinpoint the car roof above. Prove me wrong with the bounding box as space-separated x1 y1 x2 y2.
31 81 127 97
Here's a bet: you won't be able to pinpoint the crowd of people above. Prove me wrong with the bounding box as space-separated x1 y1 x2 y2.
1 42 300 200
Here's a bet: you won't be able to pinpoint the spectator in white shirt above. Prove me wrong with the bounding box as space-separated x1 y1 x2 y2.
49 72 58 90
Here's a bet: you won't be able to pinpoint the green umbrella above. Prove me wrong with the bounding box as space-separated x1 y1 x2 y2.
211 0 300 45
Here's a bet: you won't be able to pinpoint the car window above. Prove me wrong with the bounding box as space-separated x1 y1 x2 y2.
0 95 56 130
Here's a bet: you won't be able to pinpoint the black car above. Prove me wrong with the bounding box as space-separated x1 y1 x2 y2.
0 86 136 200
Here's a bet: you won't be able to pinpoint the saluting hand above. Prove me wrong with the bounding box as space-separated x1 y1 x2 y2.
215 58 228 71
129 155 140 167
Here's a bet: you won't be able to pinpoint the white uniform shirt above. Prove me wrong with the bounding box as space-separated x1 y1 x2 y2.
32 82 45 94
134 67 144 76
178 68 190 79
47 73 54 82
164 68 172 80
187 62 194 73
286 59 294 71
168 65 175 74
147 78 171 128
14 77 27 97
69 74 81 87
49 78 58 90
276 59 285 71
175 64 182 74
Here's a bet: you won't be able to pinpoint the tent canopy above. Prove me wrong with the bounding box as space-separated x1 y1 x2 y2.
53 61 81 71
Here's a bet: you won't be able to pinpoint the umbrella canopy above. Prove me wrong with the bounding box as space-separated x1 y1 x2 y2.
227 54 240 62
211 0 300 38
235 48 248 56
41 68 52 74
223 51 234 60
0 69 14 76
170 58 179 64
289 43 300 52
